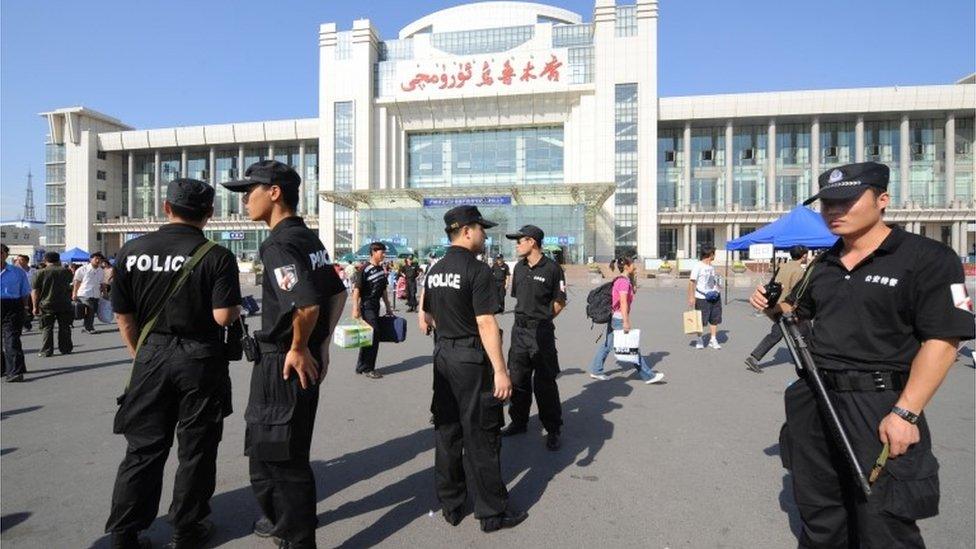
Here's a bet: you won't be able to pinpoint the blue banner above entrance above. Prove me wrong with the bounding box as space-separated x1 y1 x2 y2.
422 196 512 208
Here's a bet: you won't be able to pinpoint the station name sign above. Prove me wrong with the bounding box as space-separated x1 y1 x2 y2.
395 50 569 99
422 196 512 208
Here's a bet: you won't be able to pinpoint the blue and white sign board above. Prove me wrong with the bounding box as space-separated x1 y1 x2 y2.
423 196 512 208
221 231 246 241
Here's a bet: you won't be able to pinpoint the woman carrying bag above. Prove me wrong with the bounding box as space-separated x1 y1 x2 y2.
588 256 665 384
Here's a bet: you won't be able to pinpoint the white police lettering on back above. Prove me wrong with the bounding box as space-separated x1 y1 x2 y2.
308 249 331 270
125 254 187 272
427 272 462 290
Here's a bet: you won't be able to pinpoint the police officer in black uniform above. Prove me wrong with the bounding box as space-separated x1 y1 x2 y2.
399 255 421 312
352 242 392 379
501 225 567 450
751 162 975 548
420 205 527 533
222 160 346 549
106 178 241 549
490 255 510 314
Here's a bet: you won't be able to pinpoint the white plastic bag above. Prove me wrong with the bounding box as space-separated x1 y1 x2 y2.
97 298 115 324
613 328 641 364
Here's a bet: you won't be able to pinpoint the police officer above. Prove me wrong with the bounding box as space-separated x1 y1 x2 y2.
352 242 392 379
420 205 527 533
750 162 975 548
490 255 510 314
399 255 421 312
106 178 242 549
501 225 567 450
32 251 75 357
222 160 347 549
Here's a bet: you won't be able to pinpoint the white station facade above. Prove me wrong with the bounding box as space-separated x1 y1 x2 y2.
40 0 976 262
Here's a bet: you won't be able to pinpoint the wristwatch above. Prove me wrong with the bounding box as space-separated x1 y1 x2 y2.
891 406 920 425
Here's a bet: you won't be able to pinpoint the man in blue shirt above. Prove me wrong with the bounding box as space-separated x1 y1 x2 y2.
1 244 32 382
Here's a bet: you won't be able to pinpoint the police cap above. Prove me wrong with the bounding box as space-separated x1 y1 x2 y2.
166 178 215 211
443 205 498 231
505 224 545 245
221 159 301 193
804 162 889 205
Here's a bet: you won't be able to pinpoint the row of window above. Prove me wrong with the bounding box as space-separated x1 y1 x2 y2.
614 83 639 255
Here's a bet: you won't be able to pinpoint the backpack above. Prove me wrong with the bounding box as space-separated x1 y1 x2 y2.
585 276 624 324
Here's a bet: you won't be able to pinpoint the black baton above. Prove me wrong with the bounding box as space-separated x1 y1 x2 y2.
779 312 872 498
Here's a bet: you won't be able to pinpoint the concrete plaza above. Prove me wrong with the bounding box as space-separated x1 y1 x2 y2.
2 281 973 548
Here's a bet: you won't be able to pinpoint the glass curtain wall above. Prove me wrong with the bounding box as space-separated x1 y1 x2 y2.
614 83 638 255
732 125 766 210
909 118 946 206
133 154 155 219
953 116 974 204
657 128 682 210
214 149 240 217
776 123 811 208
864 120 901 205
690 126 725 210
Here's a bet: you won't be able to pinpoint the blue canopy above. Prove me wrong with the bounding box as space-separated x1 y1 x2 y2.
726 206 838 251
60 247 91 263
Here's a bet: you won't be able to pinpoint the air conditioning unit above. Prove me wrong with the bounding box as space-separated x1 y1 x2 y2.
824 146 838 159
701 149 714 162
867 145 880 157
741 148 755 161
956 142 972 155
664 150 676 163
911 143 923 156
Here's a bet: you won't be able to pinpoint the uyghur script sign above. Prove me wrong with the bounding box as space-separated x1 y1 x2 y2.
398 51 568 98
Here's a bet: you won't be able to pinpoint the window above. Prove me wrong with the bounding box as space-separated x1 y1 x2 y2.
430 26 534 55
334 102 354 191
664 150 676 163
552 24 593 47
96 191 107 200
377 39 413 61
615 5 637 37
335 31 352 59
96 211 107 222
96 150 107 160
614 83 638 253
96 170 107 180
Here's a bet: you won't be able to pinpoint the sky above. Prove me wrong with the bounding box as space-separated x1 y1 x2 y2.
1 0 973 221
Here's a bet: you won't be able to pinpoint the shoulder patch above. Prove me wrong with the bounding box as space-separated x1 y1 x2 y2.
950 283 973 313
274 265 298 292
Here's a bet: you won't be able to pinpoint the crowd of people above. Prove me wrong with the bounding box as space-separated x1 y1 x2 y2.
1 159 973 549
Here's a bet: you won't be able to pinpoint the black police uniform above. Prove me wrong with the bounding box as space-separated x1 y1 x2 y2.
490 260 510 314
354 263 387 374
399 261 421 311
106 180 241 543
223 160 347 549
780 162 976 548
424 208 511 522
505 229 566 436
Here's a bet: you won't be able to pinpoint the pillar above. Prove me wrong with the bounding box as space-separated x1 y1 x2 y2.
127 152 135 218
180 149 188 177
945 114 956 207
724 120 733 211
855 116 865 163
153 150 161 217
811 117 820 202
767 119 777 210
683 122 692 210
900 115 910 207
298 141 307 214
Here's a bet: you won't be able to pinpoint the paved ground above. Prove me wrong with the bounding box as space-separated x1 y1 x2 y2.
2 280 973 548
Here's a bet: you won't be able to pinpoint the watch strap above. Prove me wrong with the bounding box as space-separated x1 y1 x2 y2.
892 405 919 425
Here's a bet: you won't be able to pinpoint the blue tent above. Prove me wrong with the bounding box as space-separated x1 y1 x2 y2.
60 247 91 263
726 206 837 250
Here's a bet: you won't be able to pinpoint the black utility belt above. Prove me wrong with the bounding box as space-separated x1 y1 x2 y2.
513 316 554 328
436 336 484 350
144 333 221 346
256 340 292 354
817 369 908 392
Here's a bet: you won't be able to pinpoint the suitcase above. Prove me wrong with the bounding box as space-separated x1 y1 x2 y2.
376 315 407 343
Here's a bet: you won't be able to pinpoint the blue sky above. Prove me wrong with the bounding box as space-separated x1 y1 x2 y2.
1 0 973 221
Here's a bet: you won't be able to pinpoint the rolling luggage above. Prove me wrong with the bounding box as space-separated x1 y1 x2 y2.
377 315 407 343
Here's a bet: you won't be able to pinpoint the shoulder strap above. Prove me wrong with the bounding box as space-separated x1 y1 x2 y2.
790 255 822 305
134 240 218 354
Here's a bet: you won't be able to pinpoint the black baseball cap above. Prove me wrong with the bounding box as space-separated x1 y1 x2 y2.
506 224 545 245
804 162 889 205
443 205 498 231
166 178 215 211
221 159 301 192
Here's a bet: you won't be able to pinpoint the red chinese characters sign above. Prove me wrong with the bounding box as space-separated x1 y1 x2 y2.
399 54 564 93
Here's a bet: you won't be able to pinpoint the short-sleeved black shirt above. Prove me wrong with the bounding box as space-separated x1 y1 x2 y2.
490 262 510 283
353 263 388 310
33 265 74 313
786 226 975 372
510 255 567 321
111 223 241 339
257 217 346 348
422 246 497 339
399 263 421 281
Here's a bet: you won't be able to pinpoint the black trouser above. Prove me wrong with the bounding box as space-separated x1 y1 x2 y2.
507 318 562 434
431 336 508 519
106 336 231 536
355 306 381 373
39 310 73 355
1 300 26 378
751 321 811 363
494 280 506 314
406 278 418 309
246 345 320 549
82 296 99 331
781 375 938 548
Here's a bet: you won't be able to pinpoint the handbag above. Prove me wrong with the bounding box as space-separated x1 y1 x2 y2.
683 309 703 334
704 290 721 303
612 328 641 364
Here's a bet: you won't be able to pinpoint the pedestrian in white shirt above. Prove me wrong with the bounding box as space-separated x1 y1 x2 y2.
72 253 105 334
687 246 723 349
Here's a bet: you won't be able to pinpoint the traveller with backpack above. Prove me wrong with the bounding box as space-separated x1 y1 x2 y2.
587 256 665 384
